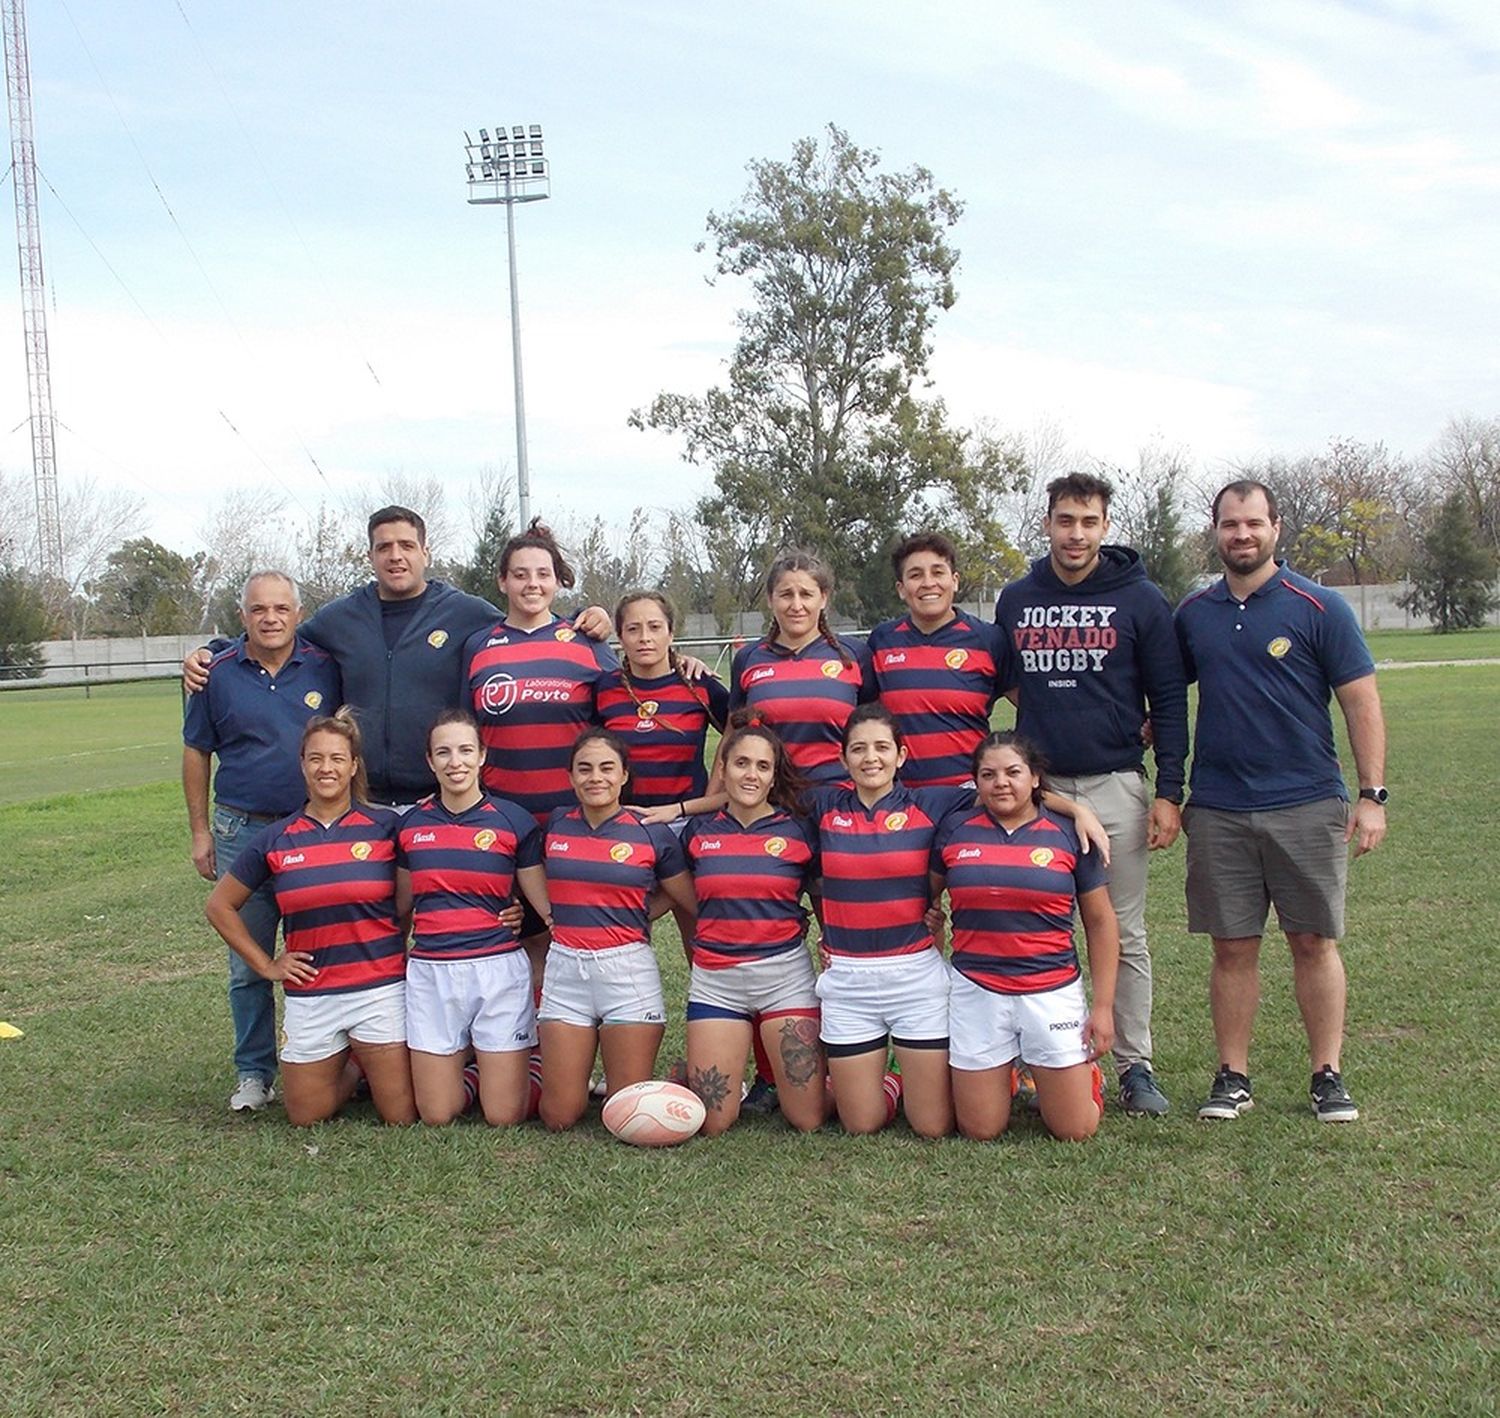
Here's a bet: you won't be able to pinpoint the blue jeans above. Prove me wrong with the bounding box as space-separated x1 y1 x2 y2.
214 805 281 1084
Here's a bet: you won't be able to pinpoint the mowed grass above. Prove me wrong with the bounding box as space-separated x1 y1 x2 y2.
0 669 1497 1415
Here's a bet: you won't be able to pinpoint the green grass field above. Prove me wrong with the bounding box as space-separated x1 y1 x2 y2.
1 658 1497 1414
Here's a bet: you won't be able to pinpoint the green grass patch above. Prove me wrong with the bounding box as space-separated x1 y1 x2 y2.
0 680 183 805
1364 625 1500 662
0 669 1496 1414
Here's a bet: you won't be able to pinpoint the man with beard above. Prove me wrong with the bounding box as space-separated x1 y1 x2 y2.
1176 480 1387 1124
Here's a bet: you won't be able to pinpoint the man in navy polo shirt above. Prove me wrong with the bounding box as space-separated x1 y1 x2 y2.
1176 480 1388 1124
183 570 341 1113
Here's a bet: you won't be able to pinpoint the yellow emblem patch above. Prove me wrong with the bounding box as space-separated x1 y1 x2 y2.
638 700 660 718
820 660 842 678
609 842 634 863
1267 637 1291 659
351 841 373 860
944 649 969 670
555 626 576 643
883 812 909 832
303 691 323 710
427 630 448 649
1030 847 1055 867
474 829 497 851
764 836 788 857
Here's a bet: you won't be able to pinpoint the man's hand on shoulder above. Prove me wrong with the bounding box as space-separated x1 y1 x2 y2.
183 647 212 694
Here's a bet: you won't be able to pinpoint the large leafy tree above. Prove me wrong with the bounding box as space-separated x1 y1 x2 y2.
1400 492 1499 632
90 538 206 637
0 568 49 679
633 125 1014 623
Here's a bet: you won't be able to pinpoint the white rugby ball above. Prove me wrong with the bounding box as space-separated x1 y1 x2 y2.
601 1080 706 1147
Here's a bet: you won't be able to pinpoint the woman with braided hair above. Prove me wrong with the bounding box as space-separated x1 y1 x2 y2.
728 550 877 785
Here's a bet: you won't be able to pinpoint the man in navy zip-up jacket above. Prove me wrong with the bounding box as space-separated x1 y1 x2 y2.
994 472 1188 1118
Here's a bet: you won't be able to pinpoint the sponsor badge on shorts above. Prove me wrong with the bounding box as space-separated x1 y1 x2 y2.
820 660 842 679
764 836 787 857
883 812 909 832
303 691 323 709
555 626 576 642
474 829 497 851
1267 636 1291 659
944 648 969 670
350 841 373 860
609 842 634 863
427 629 449 648
1029 847 1054 867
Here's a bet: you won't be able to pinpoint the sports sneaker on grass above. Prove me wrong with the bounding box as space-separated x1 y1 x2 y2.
1197 1066 1253 1120
1118 1062 1170 1117
1011 1064 1039 1113
1310 1066 1359 1123
741 1077 780 1115
229 1076 275 1112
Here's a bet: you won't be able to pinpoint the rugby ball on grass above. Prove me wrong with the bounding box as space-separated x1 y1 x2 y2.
601 1080 705 1146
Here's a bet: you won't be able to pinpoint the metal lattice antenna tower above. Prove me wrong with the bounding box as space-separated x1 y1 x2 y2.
2 0 62 579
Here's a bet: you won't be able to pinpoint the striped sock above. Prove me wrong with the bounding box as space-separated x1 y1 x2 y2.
461 1062 481 1113
527 1056 543 1119
882 1070 903 1126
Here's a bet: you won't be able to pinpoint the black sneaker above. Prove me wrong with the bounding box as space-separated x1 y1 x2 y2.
1197 1066 1253 1120
741 1077 780 1116
1310 1066 1359 1123
1118 1062 1169 1117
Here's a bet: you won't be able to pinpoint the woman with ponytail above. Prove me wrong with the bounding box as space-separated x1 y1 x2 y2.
205 708 417 1126
598 590 730 825
728 551 877 785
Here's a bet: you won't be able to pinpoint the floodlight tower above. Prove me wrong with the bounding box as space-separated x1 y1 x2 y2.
2 0 63 580
464 123 550 531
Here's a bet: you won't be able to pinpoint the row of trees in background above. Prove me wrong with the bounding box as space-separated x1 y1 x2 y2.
2 127 1497 676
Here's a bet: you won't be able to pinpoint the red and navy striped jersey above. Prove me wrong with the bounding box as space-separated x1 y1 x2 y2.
397 792 543 961
596 668 730 805
931 807 1107 995
811 783 975 958
229 806 405 996
728 636 876 783
866 611 1002 787
683 809 815 969
462 617 618 823
544 807 689 952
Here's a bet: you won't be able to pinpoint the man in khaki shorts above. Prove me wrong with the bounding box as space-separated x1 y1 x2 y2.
1175 480 1388 1123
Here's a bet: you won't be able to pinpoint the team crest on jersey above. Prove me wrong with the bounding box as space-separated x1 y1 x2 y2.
303 691 323 710
637 700 659 718
350 841 373 861
1029 847 1055 867
820 661 842 679
883 812 909 832
479 673 519 715
764 836 788 857
944 649 969 670
474 829 497 851
1267 637 1291 659
427 629 449 649
609 842 634 863
555 626 576 643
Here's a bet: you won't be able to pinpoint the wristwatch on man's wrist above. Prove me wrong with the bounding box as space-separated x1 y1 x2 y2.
1358 786 1389 806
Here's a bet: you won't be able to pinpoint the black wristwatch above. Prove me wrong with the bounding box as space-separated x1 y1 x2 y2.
1358 786 1389 806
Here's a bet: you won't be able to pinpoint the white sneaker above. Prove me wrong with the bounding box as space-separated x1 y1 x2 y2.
589 1074 609 1099
230 1076 276 1112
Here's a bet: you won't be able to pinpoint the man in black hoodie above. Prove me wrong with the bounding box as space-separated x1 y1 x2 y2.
995 473 1189 1116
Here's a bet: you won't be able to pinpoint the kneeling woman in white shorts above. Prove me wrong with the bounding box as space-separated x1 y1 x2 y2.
682 718 829 1136
930 732 1119 1142
396 708 551 1126
537 729 698 1130
207 709 417 1126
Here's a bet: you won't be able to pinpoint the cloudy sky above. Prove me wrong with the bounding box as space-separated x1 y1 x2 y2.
3 0 1497 556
